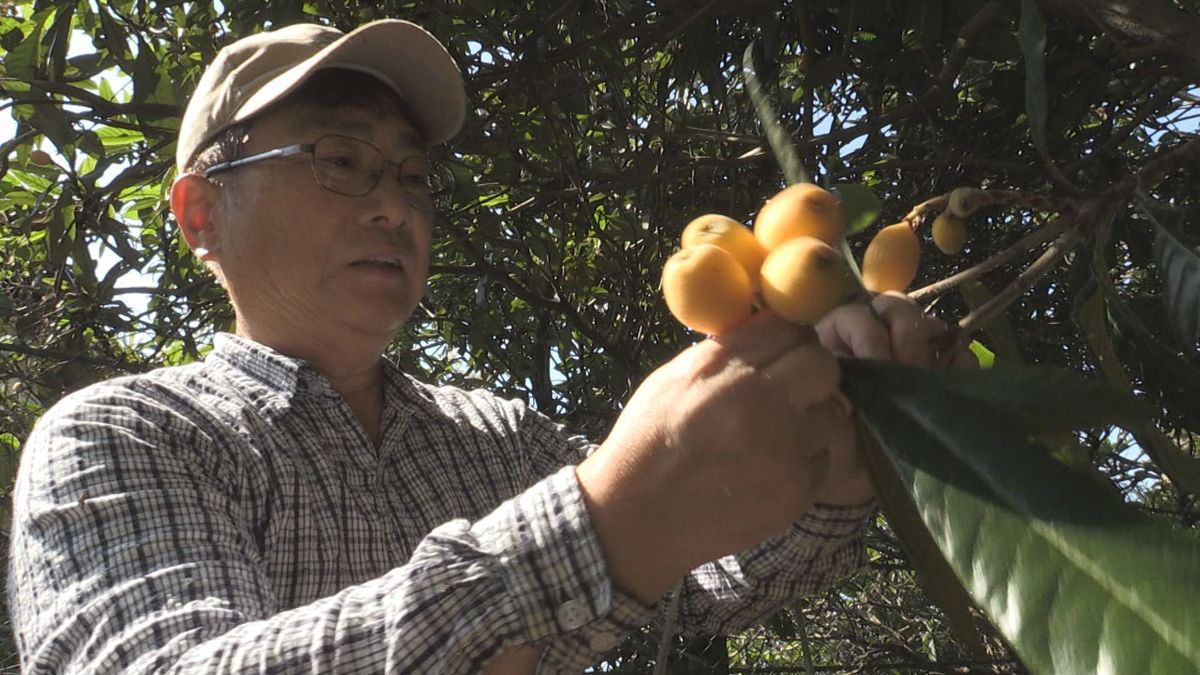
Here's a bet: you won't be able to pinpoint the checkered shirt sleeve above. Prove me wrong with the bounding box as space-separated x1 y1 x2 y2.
7 334 871 673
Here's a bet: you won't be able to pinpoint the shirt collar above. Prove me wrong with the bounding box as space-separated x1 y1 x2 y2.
208 333 428 415
209 333 309 408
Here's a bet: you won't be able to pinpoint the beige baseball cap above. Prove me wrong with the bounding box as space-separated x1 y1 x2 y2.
175 19 466 172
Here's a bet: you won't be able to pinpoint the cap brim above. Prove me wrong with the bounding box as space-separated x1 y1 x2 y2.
235 20 466 144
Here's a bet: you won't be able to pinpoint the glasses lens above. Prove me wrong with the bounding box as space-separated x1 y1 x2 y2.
395 155 442 214
312 136 380 196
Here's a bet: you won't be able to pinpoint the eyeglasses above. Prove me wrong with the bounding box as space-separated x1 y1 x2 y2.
202 134 449 214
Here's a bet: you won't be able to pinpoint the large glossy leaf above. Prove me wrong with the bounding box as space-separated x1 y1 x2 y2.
742 41 808 186
852 358 1149 436
1018 0 1049 158
861 425 988 655
1152 216 1200 352
842 359 1200 674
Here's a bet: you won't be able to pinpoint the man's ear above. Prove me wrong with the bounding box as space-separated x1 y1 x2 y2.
170 174 221 261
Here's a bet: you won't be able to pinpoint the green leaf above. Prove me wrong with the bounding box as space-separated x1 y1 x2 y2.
850 359 1149 437
969 340 995 369
832 183 881 236
862 426 989 656
741 41 808 186
1151 212 1200 351
1018 0 1050 158
4 9 48 81
843 359 1200 674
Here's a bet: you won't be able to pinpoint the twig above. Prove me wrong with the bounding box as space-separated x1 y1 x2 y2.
16 79 181 118
901 189 1072 236
946 223 1086 350
968 189 1074 215
910 216 1071 302
1065 83 1184 174
0 342 147 373
1107 134 1200 196
652 580 684 675
898 194 950 228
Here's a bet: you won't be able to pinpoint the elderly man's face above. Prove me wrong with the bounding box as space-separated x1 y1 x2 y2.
212 100 433 348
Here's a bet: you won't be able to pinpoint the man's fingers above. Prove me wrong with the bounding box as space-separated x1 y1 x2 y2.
710 309 817 368
943 341 981 369
758 342 842 411
872 292 944 367
816 303 892 360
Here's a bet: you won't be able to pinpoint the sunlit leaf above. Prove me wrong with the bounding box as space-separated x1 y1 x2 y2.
862 426 989 656
843 359 1200 674
833 183 881 236
969 340 996 369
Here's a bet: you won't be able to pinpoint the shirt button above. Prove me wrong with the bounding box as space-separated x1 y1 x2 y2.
589 632 620 652
556 599 589 630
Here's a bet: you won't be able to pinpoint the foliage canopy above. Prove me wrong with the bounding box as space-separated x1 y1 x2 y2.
3 0 1199 672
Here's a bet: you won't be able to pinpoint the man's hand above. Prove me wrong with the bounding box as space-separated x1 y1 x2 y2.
481 645 542 675
811 291 979 506
576 311 851 605
815 291 977 369
576 293 977 606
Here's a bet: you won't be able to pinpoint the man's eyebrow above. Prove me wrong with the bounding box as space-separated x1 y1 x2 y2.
317 116 427 151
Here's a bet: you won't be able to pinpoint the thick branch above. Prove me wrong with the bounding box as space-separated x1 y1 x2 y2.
1033 0 1200 78
21 79 181 118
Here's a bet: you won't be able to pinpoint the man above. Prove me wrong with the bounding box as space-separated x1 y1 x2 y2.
8 19 967 674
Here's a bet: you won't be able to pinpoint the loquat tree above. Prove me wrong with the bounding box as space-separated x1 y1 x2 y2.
2 0 1199 672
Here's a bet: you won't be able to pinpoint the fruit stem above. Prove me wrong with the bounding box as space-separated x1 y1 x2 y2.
838 237 870 303
901 194 950 230
909 215 1072 302
907 190 1072 234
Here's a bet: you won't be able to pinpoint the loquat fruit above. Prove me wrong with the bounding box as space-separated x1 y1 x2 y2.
29 149 52 166
681 214 768 288
862 222 921 293
753 183 844 249
759 236 850 325
931 211 967 254
662 243 755 335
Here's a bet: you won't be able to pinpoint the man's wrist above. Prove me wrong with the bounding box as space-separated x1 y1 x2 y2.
574 452 685 606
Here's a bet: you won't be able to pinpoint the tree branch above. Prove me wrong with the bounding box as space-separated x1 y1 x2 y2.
1033 0 1200 79
20 79 181 118
911 215 1071 302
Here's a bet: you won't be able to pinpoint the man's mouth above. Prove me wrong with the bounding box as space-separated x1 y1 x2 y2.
353 255 405 270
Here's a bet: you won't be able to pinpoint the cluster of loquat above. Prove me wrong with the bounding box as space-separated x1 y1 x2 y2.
662 184 977 335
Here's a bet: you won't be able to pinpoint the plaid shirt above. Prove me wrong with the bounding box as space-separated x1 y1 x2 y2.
8 333 872 674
